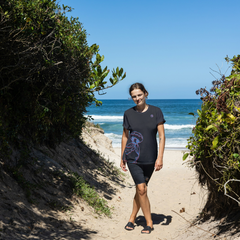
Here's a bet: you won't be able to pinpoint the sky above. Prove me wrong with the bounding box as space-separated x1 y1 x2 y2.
59 0 240 99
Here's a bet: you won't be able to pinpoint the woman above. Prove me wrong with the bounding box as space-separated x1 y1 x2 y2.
120 83 165 234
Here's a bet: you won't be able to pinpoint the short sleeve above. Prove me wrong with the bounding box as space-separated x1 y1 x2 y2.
156 107 166 124
123 112 130 129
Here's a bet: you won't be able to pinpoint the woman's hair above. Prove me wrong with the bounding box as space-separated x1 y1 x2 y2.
129 82 148 96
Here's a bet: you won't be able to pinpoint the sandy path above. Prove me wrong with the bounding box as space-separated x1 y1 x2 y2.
86 149 207 240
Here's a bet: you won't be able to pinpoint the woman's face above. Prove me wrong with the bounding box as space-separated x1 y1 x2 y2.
130 89 147 107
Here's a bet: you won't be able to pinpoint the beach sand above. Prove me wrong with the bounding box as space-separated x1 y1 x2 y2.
1 125 239 239
80 145 208 240
73 127 240 239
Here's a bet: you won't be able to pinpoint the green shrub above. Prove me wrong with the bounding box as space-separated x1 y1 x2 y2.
184 55 240 219
0 0 125 153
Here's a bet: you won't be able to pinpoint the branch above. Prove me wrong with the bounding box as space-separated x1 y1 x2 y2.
198 161 222 185
224 179 240 206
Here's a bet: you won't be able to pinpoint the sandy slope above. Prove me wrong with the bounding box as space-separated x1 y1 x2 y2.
1 125 239 239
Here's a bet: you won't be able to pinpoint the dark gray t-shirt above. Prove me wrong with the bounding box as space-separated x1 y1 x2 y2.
122 105 165 164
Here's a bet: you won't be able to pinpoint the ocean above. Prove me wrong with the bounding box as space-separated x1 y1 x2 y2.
86 99 202 149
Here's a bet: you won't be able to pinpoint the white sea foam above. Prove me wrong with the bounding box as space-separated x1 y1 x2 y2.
164 124 194 130
105 133 122 148
87 115 195 129
165 138 188 148
88 115 123 122
105 133 122 139
105 133 188 149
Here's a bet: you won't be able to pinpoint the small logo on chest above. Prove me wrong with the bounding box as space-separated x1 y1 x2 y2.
150 114 154 118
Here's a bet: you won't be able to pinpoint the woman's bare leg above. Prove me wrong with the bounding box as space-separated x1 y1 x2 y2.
126 183 153 232
126 189 140 229
129 190 140 221
137 183 153 232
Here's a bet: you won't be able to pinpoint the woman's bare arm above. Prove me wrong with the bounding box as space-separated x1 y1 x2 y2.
120 127 129 172
155 123 165 171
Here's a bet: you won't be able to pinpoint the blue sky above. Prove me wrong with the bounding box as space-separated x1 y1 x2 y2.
60 0 239 99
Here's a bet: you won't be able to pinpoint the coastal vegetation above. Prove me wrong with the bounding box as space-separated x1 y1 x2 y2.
70 172 111 217
184 55 240 222
0 0 125 154
0 0 125 224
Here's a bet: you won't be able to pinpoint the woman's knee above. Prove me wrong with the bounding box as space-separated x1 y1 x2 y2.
136 183 147 196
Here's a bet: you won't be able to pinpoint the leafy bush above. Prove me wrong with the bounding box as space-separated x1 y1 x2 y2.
70 173 111 216
184 55 240 219
0 0 125 152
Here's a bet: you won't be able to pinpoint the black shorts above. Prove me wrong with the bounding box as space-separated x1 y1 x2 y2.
127 162 155 186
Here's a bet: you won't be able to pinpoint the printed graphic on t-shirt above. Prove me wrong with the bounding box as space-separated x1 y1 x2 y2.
124 131 143 163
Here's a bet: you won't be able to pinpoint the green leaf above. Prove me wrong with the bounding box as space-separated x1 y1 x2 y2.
90 84 95 89
101 55 104 62
212 136 219 149
206 125 217 131
102 70 109 78
197 109 202 116
97 66 102 75
119 68 123 76
113 78 118 85
189 112 195 116
233 153 240 159
217 114 222 121
227 113 235 121
206 125 213 131
183 153 189 160
96 53 101 63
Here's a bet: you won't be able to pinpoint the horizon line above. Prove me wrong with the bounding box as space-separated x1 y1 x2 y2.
95 98 202 100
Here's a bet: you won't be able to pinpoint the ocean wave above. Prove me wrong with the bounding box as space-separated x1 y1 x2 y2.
105 133 122 148
105 133 122 139
88 115 123 121
164 124 194 130
86 115 195 130
105 132 188 148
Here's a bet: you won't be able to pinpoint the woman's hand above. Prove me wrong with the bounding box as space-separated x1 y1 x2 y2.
120 160 128 172
155 159 163 171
